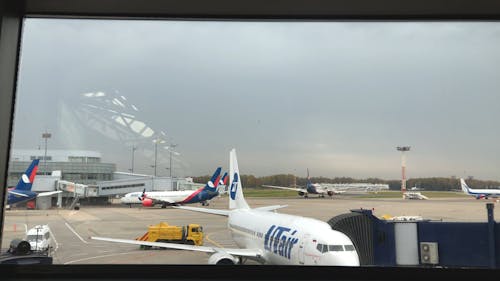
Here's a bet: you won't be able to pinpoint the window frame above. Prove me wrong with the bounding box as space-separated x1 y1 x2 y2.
2 0 500 279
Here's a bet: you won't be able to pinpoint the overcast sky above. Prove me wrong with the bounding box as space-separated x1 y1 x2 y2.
10 19 500 181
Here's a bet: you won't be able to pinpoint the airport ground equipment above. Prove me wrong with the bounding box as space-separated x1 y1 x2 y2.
25 225 52 253
0 238 53 264
327 203 500 268
135 222 204 249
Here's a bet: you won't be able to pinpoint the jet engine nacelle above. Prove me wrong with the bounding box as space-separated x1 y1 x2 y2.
208 252 239 265
298 191 305 197
142 198 154 207
327 190 334 197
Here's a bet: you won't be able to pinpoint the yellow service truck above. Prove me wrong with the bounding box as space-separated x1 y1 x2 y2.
136 222 204 249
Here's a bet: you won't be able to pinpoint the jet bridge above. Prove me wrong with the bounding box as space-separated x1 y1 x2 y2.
328 203 499 268
56 180 88 209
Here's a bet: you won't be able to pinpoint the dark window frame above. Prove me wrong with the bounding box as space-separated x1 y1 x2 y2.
2 0 500 280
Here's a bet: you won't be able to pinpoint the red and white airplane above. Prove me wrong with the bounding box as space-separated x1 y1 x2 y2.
120 168 226 208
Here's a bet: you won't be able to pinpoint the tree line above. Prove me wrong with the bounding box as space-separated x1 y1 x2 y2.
192 174 500 191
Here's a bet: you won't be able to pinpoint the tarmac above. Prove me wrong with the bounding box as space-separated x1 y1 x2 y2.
2 195 499 264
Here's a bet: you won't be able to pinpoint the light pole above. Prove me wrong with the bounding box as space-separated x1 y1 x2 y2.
168 143 177 179
396 146 411 196
152 138 165 177
129 145 137 173
42 132 51 175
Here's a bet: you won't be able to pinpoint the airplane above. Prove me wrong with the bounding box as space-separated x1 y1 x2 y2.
120 167 223 208
262 169 345 198
6 159 62 207
92 148 360 266
460 178 500 200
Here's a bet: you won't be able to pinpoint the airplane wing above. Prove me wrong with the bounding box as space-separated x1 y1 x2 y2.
8 190 30 197
262 185 307 193
172 205 230 216
37 190 63 197
253 205 288 212
91 236 263 258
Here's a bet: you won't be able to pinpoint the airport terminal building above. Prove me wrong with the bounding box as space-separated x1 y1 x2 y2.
7 149 200 209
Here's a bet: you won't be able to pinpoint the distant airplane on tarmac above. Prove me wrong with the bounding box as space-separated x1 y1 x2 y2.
120 167 223 208
263 169 345 198
6 159 62 207
93 148 360 266
460 178 500 200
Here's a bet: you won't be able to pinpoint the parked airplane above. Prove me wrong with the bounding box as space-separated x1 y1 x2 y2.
263 169 345 198
92 149 360 266
120 167 223 208
6 159 62 207
460 178 500 199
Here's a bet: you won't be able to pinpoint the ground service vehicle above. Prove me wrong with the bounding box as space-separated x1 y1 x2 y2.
25 225 52 252
135 222 203 249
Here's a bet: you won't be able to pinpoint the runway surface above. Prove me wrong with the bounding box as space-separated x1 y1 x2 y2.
2 195 499 264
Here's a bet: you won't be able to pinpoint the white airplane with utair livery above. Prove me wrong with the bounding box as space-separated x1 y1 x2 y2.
92 148 360 266
460 178 500 200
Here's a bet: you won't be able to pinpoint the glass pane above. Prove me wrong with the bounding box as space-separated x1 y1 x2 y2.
3 18 499 269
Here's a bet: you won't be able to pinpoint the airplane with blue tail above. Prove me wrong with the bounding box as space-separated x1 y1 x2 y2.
460 178 500 200
7 159 62 207
120 167 223 208
93 149 360 266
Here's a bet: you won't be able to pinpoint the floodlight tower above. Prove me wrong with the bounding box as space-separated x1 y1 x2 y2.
396 146 411 195
42 131 51 175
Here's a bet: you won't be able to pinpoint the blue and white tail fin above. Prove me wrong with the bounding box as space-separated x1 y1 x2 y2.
460 178 472 195
229 148 250 210
306 168 312 185
203 167 222 192
13 159 40 191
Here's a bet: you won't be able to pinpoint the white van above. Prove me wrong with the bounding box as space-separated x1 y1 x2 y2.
25 224 52 252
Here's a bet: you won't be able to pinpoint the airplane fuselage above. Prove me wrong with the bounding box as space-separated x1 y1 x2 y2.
121 189 218 205
227 209 359 266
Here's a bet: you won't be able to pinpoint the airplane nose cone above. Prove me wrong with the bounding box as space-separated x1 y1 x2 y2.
323 252 360 266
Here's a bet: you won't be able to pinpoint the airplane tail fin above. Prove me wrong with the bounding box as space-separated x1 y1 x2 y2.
139 188 146 201
219 172 228 186
228 148 250 210
306 168 312 186
460 178 471 195
203 167 222 192
13 159 40 191
217 172 229 194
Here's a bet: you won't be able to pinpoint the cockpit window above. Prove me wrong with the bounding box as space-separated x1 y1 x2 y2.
329 245 344 252
344 245 356 251
317 244 349 253
316 244 326 253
